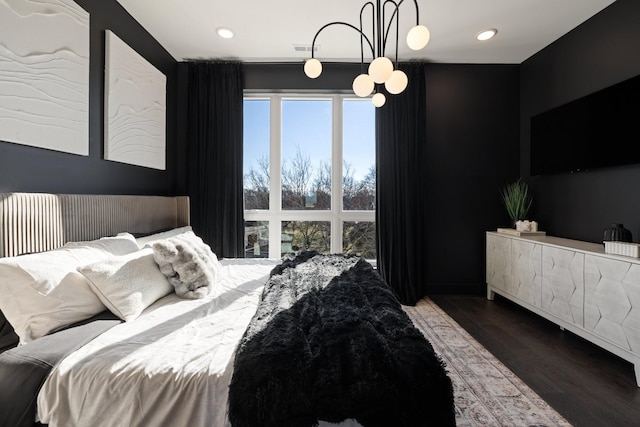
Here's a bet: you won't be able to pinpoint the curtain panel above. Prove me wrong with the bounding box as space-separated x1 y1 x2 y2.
185 61 244 258
376 62 428 305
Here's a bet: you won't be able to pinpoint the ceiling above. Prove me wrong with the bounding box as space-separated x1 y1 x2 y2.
115 0 616 64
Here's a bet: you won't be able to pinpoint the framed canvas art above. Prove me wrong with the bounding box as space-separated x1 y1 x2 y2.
0 0 89 155
104 30 166 170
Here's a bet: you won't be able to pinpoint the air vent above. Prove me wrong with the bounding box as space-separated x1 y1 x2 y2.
293 44 319 53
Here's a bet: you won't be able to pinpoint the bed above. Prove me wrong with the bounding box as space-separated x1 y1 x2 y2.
0 192 455 427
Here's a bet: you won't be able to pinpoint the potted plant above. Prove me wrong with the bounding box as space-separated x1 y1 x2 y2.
500 178 532 227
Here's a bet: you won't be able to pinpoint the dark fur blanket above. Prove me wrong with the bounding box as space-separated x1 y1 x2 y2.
228 252 455 427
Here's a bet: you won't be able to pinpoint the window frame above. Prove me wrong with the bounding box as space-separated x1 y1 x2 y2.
243 93 376 258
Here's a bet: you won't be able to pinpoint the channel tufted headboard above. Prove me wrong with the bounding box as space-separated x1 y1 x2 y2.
0 193 190 257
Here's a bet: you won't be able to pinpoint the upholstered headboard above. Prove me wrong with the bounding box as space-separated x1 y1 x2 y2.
0 193 190 257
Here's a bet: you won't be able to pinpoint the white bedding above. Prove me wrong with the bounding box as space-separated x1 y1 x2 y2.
37 258 279 427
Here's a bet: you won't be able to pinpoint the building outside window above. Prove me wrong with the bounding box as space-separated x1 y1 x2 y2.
243 94 376 260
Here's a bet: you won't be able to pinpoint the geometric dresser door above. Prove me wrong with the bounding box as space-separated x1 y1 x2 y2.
584 255 640 352
486 234 511 295
542 246 584 326
511 239 542 307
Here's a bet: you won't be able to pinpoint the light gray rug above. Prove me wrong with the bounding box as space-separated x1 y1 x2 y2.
404 298 572 427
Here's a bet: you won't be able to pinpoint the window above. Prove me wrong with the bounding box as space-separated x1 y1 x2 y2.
243 94 376 260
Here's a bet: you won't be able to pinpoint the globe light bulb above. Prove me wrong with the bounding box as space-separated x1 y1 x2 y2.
407 25 430 50
352 73 374 97
384 70 408 94
304 58 322 79
368 57 393 84
372 92 386 107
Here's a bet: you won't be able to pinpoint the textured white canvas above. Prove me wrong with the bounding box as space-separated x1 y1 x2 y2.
105 30 166 170
0 0 89 155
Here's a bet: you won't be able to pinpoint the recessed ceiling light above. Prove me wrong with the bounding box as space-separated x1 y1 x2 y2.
217 27 234 39
476 29 497 41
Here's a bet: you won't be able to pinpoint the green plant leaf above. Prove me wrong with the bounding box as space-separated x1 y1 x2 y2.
500 178 532 221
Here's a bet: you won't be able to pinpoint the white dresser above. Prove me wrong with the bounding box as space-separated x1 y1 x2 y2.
486 231 640 386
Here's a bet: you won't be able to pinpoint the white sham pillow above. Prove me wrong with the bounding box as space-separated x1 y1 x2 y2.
78 248 174 321
0 235 139 343
134 226 193 249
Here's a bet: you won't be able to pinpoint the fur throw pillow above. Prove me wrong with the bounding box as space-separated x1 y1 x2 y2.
151 232 220 299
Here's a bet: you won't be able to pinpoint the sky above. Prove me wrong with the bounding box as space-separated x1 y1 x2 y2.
243 97 375 184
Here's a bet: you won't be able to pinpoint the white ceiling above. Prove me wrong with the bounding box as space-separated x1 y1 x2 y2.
115 0 616 64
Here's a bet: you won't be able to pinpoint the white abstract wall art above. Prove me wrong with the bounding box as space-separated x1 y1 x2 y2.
0 0 89 155
105 30 166 170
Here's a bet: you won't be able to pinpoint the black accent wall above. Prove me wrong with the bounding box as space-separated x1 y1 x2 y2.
243 62 520 295
0 0 180 195
521 0 640 244
425 64 520 294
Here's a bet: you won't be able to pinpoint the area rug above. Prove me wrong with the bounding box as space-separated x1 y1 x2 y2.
404 298 572 427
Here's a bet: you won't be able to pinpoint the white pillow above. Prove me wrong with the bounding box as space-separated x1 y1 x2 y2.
134 226 193 249
0 235 139 343
78 248 174 321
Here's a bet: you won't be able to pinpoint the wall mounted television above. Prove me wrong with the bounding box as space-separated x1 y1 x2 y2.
530 73 640 176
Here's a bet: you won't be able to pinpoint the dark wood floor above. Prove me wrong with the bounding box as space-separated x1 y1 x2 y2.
430 294 640 427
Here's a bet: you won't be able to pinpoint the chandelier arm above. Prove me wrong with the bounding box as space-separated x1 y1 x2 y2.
394 0 421 26
375 0 382 57
359 15 364 74
310 21 375 60
395 6 399 66
412 0 420 26
360 2 375 74
382 0 400 63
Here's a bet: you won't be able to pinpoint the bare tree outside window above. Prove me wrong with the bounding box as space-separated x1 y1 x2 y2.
244 152 376 256
243 99 270 210
343 221 376 259
244 155 269 210
281 221 330 255
343 162 376 210
281 147 331 210
313 160 332 210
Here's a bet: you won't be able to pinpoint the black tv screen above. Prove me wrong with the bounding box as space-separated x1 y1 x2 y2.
530 73 640 175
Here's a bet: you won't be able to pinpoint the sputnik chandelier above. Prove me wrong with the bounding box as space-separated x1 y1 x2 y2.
303 0 430 107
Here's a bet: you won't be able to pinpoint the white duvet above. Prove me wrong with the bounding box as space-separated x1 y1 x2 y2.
37 258 279 427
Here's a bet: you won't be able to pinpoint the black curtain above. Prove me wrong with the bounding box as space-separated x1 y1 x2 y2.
376 62 428 305
185 61 244 258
